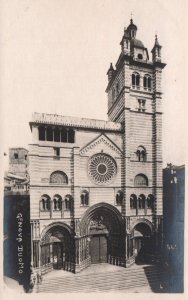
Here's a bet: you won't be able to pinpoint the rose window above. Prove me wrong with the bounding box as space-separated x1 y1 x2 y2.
88 153 117 184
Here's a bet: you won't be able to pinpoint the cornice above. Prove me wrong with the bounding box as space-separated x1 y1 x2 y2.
30 113 122 132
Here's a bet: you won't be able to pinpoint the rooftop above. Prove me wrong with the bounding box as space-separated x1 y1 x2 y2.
131 37 145 49
164 164 185 170
9 147 28 152
30 112 123 132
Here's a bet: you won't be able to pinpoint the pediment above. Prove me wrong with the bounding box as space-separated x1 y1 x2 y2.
80 134 122 156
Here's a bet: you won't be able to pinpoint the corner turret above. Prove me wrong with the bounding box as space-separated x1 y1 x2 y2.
107 63 115 82
151 35 162 63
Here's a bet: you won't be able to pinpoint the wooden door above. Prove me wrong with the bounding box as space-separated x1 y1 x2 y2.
100 236 107 263
90 235 107 264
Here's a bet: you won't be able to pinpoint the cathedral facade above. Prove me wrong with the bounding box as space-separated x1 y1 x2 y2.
29 19 166 274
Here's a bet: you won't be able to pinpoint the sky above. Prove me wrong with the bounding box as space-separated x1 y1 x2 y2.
1 0 186 169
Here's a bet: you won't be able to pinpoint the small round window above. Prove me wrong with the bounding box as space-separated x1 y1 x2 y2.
138 54 143 59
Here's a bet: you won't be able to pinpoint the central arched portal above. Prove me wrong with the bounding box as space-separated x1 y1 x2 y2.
78 203 125 271
40 223 74 272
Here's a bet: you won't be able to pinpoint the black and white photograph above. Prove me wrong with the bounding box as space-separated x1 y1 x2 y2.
2 0 186 296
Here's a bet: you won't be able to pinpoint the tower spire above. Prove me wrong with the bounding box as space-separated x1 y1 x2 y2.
154 34 160 47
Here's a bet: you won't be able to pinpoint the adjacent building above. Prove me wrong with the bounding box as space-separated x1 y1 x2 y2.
29 19 166 275
163 164 185 292
4 148 31 291
8 147 29 178
4 148 29 194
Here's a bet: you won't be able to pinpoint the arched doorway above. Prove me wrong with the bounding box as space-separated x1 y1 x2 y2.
78 203 124 269
40 223 74 272
131 221 154 264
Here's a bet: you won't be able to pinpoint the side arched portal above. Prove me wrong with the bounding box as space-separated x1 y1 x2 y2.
40 222 74 273
130 220 154 264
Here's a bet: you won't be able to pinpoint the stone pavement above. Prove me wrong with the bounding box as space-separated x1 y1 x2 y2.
35 263 167 293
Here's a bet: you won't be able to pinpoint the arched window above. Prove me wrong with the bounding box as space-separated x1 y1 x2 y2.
65 194 72 211
53 195 62 211
147 194 155 210
46 127 53 141
112 88 116 99
130 194 137 209
136 146 147 162
132 72 140 89
126 40 129 49
132 73 135 87
80 190 89 206
40 194 50 211
39 126 45 141
116 83 119 95
116 190 123 205
138 194 146 209
148 77 151 89
157 48 161 57
143 75 152 91
50 171 68 184
138 99 146 112
134 174 148 186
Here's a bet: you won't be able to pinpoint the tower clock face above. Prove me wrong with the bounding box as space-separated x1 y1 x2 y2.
88 153 117 185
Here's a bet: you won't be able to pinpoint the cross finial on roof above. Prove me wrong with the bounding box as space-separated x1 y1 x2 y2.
130 12 133 23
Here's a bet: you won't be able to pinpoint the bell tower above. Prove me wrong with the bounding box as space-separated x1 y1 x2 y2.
106 19 166 265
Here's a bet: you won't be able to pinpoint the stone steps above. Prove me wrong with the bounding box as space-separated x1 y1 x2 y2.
36 265 166 293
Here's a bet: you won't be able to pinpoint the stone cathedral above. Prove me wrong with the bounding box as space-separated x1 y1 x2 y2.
29 19 166 275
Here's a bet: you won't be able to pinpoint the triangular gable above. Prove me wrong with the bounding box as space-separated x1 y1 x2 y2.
80 134 122 156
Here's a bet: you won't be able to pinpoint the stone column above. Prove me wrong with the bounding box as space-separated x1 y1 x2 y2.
50 199 53 219
127 234 130 259
33 240 40 268
61 200 64 218
145 200 147 215
32 125 39 143
30 222 34 267
77 237 81 264
38 242 41 269
75 236 81 273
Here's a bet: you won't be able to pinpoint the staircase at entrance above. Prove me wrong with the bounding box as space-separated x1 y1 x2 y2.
35 263 167 293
